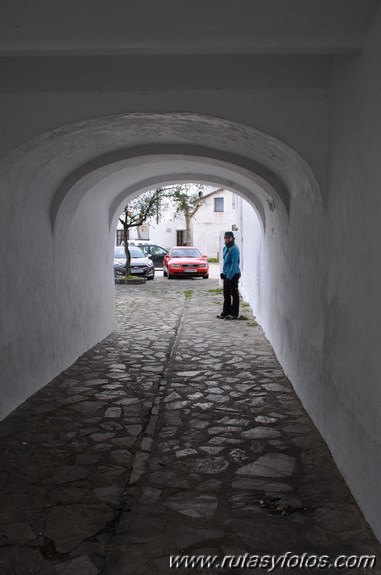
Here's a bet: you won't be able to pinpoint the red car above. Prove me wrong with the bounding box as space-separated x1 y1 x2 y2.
163 246 209 279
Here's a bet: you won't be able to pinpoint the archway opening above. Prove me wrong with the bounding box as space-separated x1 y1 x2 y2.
110 181 260 285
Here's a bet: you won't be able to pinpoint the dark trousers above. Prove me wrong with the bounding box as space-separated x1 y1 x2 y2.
222 273 240 317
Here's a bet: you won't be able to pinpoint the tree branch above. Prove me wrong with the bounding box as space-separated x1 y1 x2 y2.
189 187 224 218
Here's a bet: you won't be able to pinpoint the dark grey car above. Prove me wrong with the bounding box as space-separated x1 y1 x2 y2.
129 242 169 268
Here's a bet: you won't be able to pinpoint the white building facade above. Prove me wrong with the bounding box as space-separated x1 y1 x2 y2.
118 188 240 259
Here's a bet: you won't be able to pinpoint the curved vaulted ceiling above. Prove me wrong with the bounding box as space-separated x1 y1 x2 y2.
20 113 322 234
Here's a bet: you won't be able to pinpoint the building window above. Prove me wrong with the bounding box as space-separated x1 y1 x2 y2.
116 230 124 245
214 197 224 212
177 230 186 245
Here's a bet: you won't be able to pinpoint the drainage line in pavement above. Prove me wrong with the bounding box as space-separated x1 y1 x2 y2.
103 295 189 572
128 295 188 484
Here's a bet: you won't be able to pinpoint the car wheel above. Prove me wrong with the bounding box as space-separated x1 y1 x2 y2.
203 274 209 279
147 276 154 280
167 271 173 279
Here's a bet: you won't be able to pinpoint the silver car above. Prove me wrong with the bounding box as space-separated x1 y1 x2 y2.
114 246 155 280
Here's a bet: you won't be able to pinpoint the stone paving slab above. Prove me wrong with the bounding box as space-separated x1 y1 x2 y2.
0 277 380 575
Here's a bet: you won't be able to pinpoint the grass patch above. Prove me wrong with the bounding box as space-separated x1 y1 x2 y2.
116 275 140 280
246 320 258 327
237 314 249 320
207 257 219 263
184 289 193 300
208 287 223 294
241 301 250 308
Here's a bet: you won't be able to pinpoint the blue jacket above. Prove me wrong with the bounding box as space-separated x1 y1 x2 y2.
223 242 241 280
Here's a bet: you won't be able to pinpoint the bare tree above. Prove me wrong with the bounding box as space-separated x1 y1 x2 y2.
119 189 162 276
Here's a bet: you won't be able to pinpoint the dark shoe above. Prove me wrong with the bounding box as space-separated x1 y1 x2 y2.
225 315 238 320
216 314 226 319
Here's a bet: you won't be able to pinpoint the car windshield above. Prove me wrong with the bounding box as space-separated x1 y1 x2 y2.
170 248 202 258
114 246 145 259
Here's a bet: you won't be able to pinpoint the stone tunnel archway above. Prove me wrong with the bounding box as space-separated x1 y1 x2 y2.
0 111 323 418
0 111 328 456
3 111 381 541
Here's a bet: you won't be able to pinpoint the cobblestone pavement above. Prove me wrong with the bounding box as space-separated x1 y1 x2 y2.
0 276 380 575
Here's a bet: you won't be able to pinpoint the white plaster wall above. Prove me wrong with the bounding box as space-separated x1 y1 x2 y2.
238 10 381 540
122 213 185 249
238 199 263 315
0 148 115 418
146 220 180 249
319 11 381 537
192 191 239 259
239 175 326 401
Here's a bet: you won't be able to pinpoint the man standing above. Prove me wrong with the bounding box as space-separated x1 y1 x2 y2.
217 231 241 320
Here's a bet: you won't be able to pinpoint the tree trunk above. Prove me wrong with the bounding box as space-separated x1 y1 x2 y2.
123 225 131 276
185 213 192 245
